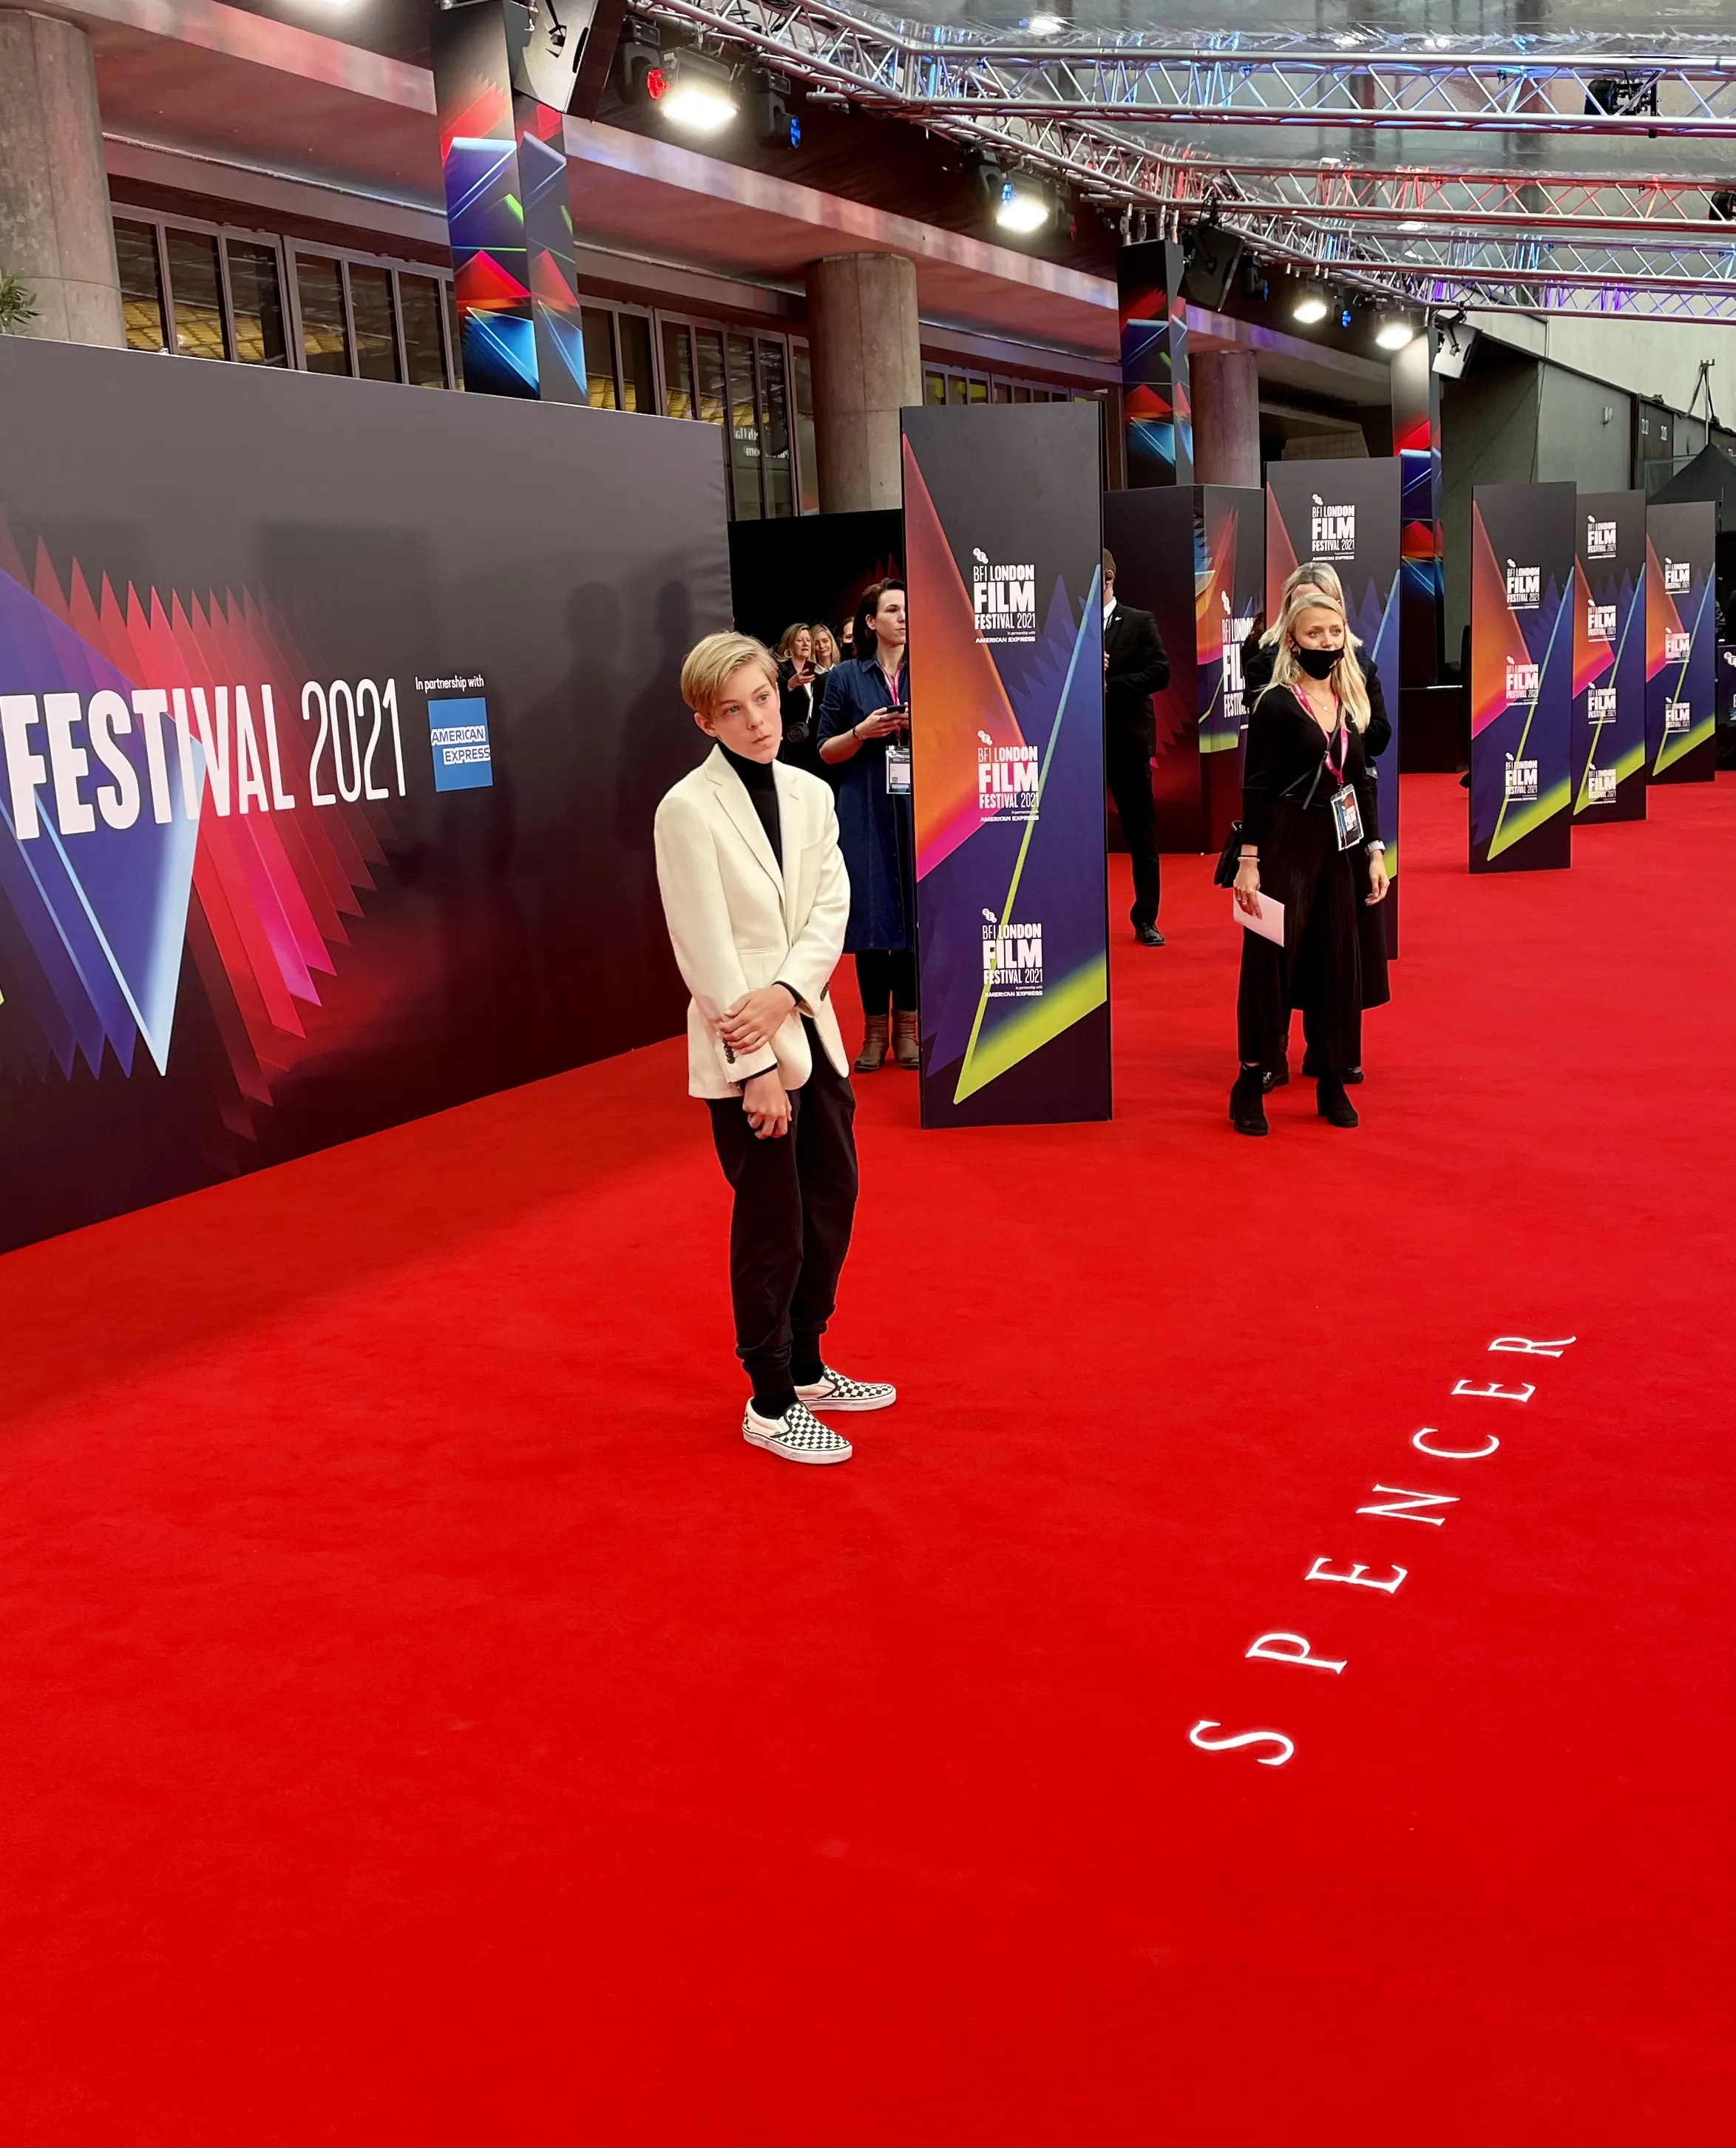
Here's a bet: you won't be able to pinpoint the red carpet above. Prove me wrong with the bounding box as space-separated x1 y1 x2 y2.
1 773 1732 2146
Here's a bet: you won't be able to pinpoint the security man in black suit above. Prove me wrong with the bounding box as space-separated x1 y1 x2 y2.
1102 547 1172 946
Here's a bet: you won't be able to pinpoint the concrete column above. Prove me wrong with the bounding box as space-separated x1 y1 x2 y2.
1192 349 1261 488
804 252 922 512
0 10 124 348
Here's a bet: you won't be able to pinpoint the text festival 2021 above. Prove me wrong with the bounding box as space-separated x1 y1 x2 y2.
1190 1332 1576 1769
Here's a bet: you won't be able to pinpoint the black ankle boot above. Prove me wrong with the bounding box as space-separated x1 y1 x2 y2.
1262 1055 1289 1093
1316 1074 1359 1128
1230 1066 1269 1136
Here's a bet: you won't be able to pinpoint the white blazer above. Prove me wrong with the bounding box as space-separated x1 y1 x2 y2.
654 745 852 1100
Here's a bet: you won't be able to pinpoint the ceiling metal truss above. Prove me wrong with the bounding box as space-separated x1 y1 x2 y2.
626 0 1736 316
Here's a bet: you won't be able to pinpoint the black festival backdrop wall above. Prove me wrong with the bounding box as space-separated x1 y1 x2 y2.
1573 490 1647 824
1644 498 1718 785
0 337 730 1253
1265 459 1403 953
1469 481 1576 873
903 402 1111 1128
727 511 903 658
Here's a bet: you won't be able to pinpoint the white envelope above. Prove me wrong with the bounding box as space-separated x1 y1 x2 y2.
1232 890 1285 946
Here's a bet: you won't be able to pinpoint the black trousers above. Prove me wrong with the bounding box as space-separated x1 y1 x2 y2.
707 1021 858 1412
1238 803 1360 1074
1105 719 1162 928
856 948 918 1014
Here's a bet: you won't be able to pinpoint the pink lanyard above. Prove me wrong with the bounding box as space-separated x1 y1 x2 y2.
1321 714 1348 787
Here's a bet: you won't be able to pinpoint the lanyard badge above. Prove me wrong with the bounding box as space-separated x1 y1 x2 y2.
885 742 912 796
1323 722 1362 850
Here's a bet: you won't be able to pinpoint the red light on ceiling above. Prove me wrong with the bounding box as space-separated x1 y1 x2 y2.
645 66 667 99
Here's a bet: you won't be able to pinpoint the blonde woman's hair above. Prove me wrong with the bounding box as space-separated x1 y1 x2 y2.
1258 560 1349 643
680 631 779 719
1261 581 1371 731
810 624 840 667
774 621 813 663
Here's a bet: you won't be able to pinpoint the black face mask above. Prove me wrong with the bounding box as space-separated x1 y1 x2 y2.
1292 643 1341 680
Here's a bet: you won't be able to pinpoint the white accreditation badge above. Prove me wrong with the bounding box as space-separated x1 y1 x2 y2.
1331 783 1364 851
885 742 912 796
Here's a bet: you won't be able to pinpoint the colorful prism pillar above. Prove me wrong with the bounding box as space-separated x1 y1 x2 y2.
431 0 588 402
1117 240 1191 489
1391 331 1443 686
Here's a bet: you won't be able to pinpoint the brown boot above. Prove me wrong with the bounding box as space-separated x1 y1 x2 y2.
892 1010 921 1069
853 1015 889 1072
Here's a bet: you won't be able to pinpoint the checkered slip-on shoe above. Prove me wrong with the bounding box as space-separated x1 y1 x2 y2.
794 1367 898 1414
742 1400 854 1465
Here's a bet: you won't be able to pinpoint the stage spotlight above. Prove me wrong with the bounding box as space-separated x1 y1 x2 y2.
750 74 799 147
1025 10 1068 31
1375 312 1416 350
654 50 738 133
1292 286 1329 325
995 176 1052 234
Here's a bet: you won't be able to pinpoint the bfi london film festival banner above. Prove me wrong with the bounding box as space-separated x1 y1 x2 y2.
1573 491 1647 824
0 336 730 1253
1469 481 1576 873
1102 487 1205 852
1645 499 1718 785
1099 485 1261 854
1194 487 1264 849
1265 459 1402 951
903 401 1111 1128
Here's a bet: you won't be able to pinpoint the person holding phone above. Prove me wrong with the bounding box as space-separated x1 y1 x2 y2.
818 580 918 1072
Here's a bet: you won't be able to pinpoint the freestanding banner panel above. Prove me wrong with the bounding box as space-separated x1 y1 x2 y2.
903 402 1111 1128
1265 460 1402 952
1469 481 1576 873
1573 491 1647 824
1103 487 1204 851
0 336 730 1253
1645 500 1718 785
1196 487 1264 848
1101 485 1260 854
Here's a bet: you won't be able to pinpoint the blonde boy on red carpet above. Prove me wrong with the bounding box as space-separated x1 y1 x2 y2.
654 632 897 1464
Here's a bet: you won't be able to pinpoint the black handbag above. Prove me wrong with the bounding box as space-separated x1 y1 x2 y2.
1213 820 1244 889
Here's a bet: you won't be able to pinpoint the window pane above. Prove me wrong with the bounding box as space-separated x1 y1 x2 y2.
694 328 726 427
661 321 694 419
113 219 166 352
725 333 761 519
582 308 617 408
445 281 464 387
946 376 966 405
226 240 286 367
165 228 226 360
793 341 818 515
759 341 793 520
619 312 655 413
296 254 350 375
993 380 1012 403
923 369 946 404
1013 384 1031 402
349 265 399 382
400 274 447 387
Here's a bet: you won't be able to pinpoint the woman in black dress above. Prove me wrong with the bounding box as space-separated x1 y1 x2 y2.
1244 560 1391 1088
774 623 826 780
1231 583 1389 1137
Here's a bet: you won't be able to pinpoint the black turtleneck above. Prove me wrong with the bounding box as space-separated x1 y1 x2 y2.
719 742 781 871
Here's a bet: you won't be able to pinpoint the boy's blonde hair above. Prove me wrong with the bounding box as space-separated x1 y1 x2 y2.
680 631 779 720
